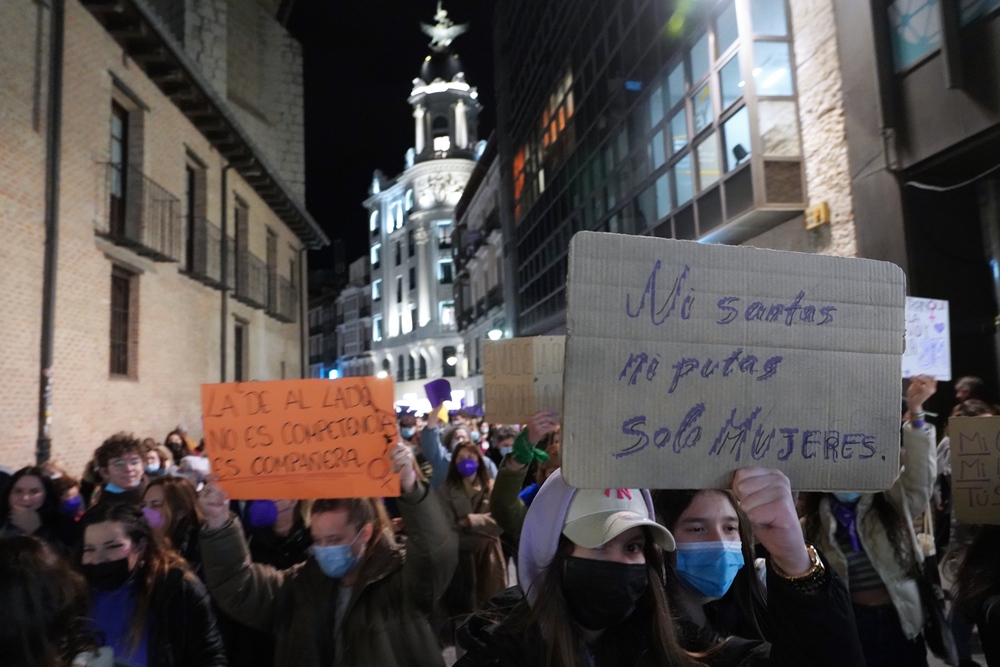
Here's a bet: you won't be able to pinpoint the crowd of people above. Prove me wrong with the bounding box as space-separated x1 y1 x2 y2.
1 377 999 667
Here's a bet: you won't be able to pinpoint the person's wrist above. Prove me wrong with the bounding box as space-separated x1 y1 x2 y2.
770 544 813 577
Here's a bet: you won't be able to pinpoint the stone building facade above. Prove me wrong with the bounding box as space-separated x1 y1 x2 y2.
367 6 483 412
0 0 326 471
453 135 506 408
335 256 375 378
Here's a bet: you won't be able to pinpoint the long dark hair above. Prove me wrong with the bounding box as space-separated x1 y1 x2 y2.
80 502 188 651
955 525 1000 621
444 441 492 491
654 489 771 643
508 532 699 667
164 429 191 462
0 535 97 667
801 491 910 568
0 467 61 530
143 476 203 552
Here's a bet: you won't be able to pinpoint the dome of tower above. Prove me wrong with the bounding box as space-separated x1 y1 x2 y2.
420 50 464 83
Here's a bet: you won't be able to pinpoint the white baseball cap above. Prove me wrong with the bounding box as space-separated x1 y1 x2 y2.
562 487 675 551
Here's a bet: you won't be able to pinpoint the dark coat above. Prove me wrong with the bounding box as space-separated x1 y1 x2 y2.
457 554 864 667
199 483 458 667
146 567 228 667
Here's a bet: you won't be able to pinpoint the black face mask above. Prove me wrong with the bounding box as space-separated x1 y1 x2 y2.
561 556 648 630
81 557 132 591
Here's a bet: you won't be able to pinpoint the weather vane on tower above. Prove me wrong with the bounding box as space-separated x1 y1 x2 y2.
420 2 468 52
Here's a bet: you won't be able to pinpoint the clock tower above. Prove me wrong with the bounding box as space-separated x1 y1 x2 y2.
359 3 483 411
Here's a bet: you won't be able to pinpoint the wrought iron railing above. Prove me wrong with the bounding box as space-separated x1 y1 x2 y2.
267 275 298 323
184 217 225 288
97 163 183 262
234 249 269 310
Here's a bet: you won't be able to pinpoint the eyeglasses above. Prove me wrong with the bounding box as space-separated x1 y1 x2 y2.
109 457 143 469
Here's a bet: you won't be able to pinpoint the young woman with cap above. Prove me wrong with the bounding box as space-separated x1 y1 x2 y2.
456 466 864 667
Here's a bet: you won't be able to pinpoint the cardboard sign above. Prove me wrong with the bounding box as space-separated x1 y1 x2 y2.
562 232 905 491
949 416 1000 525
200 378 400 500
902 297 951 381
482 336 565 424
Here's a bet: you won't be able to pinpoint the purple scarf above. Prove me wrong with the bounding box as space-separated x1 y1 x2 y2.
830 498 862 552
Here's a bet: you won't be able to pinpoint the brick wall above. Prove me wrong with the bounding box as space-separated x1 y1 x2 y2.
0 0 305 473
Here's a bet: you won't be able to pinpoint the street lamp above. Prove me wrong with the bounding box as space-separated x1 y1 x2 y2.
487 328 503 340
446 355 458 366
376 370 389 379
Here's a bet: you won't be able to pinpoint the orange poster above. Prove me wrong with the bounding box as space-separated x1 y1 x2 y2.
200 377 400 499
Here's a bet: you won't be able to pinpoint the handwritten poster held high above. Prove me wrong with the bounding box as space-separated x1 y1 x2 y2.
200 378 400 500
561 232 906 491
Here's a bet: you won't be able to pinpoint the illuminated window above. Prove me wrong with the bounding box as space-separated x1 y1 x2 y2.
405 189 414 211
372 316 382 342
370 243 381 269
434 136 451 152
369 209 379 234
439 301 455 326
391 201 404 231
372 279 382 301
438 259 454 284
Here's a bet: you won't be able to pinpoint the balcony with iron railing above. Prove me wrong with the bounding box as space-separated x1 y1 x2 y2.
267 275 298 323
183 217 226 288
97 163 183 262
234 249 269 310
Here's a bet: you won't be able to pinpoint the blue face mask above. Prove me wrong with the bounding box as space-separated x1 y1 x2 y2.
104 483 127 494
500 446 513 457
674 541 745 598
833 492 862 504
311 530 363 579
401 427 416 440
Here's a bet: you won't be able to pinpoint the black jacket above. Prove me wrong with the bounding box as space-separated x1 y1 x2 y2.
457 557 864 667
147 567 228 667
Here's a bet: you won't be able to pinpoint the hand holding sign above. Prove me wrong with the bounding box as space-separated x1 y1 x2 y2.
390 441 417 494
732 467 811 577
200 481 230 531
528 411 559 446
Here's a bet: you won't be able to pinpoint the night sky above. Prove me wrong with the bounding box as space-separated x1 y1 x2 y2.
286 0 497 274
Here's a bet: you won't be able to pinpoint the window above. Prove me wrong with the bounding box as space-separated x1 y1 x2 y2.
370 209 379 235
442 345 458 378
234 200 249 297
266 228 278 310
408 229 415 257
753 42 793 96
397 354 405 381
436 220 452 247
753 0 789 36
410 304 419 330
234 321 247 382
405 188 414 211
409 266 417 290
418 354 428 379
434 136 451 152
720 56 743 110
396 276 403 303
697 133 721 191
109 266 135 377
438 259 454 284
439 301 456 327
723 106 752 170
372 278 382 301
391 201 404 231
109 101 129 237
371 243 381 270
407 355 415 381
395 241 401 266
373 316 383 342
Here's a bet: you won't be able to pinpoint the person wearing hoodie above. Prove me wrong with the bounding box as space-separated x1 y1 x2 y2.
197 441 458 667
457 466 864 667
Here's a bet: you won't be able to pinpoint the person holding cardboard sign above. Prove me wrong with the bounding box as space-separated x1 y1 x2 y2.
456 468 863 667
196 441 458 667
801 375 940 667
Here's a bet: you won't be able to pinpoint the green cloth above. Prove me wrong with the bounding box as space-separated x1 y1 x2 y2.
511 428 549 465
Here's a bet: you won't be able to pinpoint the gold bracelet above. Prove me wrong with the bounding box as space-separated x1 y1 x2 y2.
773 543 824 581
